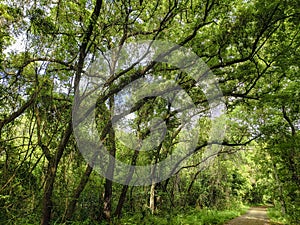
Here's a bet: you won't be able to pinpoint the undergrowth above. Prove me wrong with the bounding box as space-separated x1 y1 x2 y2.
116 205 249 225
12 205 248 224
267 207 289 225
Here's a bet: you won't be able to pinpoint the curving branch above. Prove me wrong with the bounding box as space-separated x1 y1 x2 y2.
0 91 38 134
282 105 296 136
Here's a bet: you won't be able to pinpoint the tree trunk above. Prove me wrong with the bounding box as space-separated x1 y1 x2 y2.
149 182 156 214
103 140 115 221
41 162 57 225
114 150 139 218
114 184 129 218
102 96 116 221
149 143 163 214
40 1 102 223
103 178 113 220
129 186 135 211
63 164 93 222
40 122 73 225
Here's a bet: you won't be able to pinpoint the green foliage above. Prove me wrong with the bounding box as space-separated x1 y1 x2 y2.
0 0 299 224
268 207 289 225
118 206 248 225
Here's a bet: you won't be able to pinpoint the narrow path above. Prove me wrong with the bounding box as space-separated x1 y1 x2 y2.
224 207 271 225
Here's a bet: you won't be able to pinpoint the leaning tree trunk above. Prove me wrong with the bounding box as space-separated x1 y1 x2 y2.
40 121 73 225
63 164 93 222
41 1 102 223
114 150 140 218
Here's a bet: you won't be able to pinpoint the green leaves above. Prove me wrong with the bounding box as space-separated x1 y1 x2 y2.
29 8 57 35
0 0 300 223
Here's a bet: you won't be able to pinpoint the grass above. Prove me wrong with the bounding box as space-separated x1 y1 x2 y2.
6 205 248 225
118 205 249 225
267 207 288 225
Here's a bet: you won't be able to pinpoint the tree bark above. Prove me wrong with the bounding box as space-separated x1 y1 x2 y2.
41 162 56 225
102 96 116 221
149 143 163 214
114 150 139 218
149 182 156 214
63 164 93 222
40 1 102 224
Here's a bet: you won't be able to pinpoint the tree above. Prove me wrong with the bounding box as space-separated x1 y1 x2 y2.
0 0 299 224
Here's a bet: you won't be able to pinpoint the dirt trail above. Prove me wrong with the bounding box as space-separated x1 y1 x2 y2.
224 207 271 225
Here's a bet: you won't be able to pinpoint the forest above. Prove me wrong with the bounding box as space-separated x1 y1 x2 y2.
0 0 299 224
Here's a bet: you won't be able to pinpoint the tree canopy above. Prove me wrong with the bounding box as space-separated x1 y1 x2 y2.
0 0 299 224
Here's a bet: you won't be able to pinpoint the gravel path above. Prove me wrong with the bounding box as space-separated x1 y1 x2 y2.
224 207 271 225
